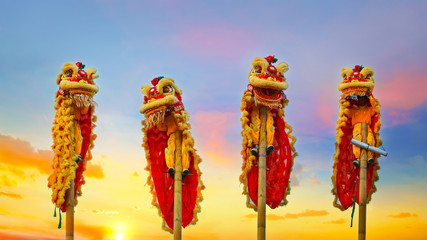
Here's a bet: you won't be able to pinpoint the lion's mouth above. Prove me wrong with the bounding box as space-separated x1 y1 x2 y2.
143 104 174 129
253 87 283 102
68 91 97 107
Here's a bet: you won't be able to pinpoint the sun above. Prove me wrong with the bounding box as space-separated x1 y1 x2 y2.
112 222 128 240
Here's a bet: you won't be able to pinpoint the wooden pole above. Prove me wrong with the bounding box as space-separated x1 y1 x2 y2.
173 130 183 240
358 122 368 240
258 106 268 240
66 180 74 240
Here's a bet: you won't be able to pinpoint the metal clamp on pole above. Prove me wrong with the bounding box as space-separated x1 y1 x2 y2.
350 139 388 157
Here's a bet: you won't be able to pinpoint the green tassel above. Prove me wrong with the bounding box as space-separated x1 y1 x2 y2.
350 180 358 227
58 209 62 229
53 207 56 217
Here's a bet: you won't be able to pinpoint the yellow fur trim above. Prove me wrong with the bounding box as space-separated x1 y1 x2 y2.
61 63 78 76
141 84 151 97
360 66 374 79
86 67 99 81
156 78 183 95
249 76 288 90
239 91 297 211
139 95 175 114
331 98 381 211
47 96 97 208
142 107 204 233
276 62 289 74
60 81 99 95
338 81 374 92
252 57 269 70
341 67 353 79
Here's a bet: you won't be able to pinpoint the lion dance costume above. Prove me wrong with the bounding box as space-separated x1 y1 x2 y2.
240 56 297 210
332 65 382 210
140 76 204 232
48 62 99 212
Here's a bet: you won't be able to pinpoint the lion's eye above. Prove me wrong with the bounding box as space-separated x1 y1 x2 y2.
255 66 262 73
163 86 174 93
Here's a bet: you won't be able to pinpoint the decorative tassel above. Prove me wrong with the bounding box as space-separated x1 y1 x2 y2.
350 180 357 227
58 209 62 229
53 207 57 217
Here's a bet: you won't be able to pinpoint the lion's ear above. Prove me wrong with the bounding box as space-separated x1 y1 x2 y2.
252 57 269 70
360 66 374 79
276 62 289 74
56 73 63 85
86 67 99 81
341 67 352 79
141 84 151 96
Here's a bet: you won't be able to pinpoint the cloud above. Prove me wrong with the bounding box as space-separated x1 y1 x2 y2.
376 66 427 110
75 222 113 240
242 213 285 221
85 161 105 179
0 191 22 199
243 213 257 219
191 111 238 166
285 209 329 219
0 134 105 182
0 175 17 187
0 134 52 175
290 163 305 188
92 209 119 215
307 173 321 187
388 212 418 219
324 218 346 224
267 214 285 221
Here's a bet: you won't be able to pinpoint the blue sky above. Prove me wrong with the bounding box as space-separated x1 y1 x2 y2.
0 0 426 239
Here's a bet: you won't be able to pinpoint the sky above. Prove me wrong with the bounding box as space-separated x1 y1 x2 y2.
0 0 426 239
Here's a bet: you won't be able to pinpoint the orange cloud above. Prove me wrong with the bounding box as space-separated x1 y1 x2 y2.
324 218 346 224
285 209 329 219
0 191 22 199
267 214 285 221
308 173 321 187
0 175 17 187
192 111 238 166
242 213 257 219
0 134 52 174
75 222 113 240
0 134 105 181
242 214 285 221
388 212 419 219
85 161 105 179
376 66 427 110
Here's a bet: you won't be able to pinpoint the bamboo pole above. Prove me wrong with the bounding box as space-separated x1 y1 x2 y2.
258 106 268 240
66 180 74 240
174 130 183 240
358 122 368 240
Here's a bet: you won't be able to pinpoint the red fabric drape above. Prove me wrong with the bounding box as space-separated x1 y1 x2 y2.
247 114 293 209
335 117 377 210
147 127 199 229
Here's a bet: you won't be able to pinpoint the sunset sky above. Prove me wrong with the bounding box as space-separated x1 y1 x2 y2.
1 0 426 239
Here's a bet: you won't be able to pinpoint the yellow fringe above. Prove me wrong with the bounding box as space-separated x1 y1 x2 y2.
48 94 96 209
142 109 205 233
331 98 381 210
239 92 297 211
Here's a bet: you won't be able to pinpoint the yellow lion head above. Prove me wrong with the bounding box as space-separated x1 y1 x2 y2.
139 77 183 129
338 65 375 98
56 62 99 107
